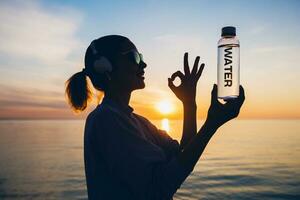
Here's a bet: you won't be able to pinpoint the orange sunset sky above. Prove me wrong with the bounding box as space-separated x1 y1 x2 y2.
0 0 299 120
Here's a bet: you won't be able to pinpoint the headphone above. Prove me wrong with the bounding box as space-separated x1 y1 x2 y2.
90 42 112 79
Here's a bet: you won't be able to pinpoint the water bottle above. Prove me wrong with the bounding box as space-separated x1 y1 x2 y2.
217 26 240 99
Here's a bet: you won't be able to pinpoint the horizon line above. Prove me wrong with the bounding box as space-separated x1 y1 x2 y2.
0 117 299 121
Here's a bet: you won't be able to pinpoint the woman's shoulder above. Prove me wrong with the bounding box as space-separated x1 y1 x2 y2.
132 112 149 123
84 104 121 140
132 113 157 129
86 104 115 125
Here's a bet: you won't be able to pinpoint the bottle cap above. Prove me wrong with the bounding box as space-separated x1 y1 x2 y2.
221 26 236 37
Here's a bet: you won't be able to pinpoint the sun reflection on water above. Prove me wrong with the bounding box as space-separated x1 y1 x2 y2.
161 118 170 132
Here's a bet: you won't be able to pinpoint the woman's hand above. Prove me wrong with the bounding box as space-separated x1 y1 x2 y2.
207 84 245 128
168 52 205 104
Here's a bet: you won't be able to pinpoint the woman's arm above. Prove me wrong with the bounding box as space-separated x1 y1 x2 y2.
168 52 205 150
178 118 219 171
181 101 197 150
178 84 245 172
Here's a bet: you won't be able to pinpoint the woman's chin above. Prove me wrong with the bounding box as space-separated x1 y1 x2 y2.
134 82 145 90
137 78 145 88
138 83 145 89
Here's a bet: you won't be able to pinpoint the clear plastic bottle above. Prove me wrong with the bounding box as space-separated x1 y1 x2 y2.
217 26 240 99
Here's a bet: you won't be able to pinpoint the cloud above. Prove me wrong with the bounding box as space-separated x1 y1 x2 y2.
0 0 83 64
0 83 66 109
0 0 85 118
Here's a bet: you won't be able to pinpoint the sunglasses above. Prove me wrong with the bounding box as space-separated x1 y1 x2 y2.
121 49 144 65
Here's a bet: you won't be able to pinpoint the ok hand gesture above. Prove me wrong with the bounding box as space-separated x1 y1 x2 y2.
168 52 205 104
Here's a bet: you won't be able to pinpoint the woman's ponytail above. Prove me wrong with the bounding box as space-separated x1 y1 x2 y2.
65 69 93 113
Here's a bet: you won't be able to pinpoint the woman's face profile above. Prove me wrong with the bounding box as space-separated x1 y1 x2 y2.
110 40 147 92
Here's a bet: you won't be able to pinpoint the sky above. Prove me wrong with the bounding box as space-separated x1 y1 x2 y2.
0 0 299 120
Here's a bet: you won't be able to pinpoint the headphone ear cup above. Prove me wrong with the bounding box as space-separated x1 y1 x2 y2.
93 56 113 74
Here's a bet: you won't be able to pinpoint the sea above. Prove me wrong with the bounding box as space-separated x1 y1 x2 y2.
0 119 299 200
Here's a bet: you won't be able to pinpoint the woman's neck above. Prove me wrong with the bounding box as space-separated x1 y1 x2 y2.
104 90 131 106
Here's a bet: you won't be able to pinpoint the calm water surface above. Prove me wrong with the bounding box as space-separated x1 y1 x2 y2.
0 119 299 200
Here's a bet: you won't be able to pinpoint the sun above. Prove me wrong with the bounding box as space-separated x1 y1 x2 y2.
156 100 174 115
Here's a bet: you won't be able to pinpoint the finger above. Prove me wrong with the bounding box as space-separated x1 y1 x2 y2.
171 70 185 81
168 78 176 92
238 85 245 102
224 94 244 110
227 86 245 107
224 98 237 108
223 85 245 102
195 63 205 80
224 99 241 116
236 85 245 107
184 52 190 75
191 56 200 75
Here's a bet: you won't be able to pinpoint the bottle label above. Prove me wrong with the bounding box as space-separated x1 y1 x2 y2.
217 44 240 99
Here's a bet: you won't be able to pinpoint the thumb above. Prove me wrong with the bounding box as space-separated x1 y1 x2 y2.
211 84 218 105
168 78 176 92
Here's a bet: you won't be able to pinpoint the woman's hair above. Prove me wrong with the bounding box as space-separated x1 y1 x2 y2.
65 70 93 112
65 35 130 112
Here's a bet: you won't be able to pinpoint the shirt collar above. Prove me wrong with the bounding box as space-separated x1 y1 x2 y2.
99 96 134 115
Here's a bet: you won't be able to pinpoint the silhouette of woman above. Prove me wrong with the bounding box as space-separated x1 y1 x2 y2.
65 35 245 200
